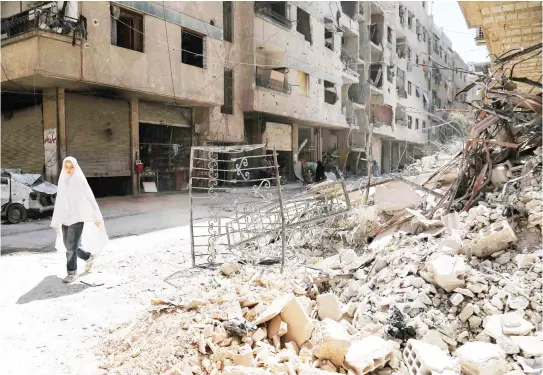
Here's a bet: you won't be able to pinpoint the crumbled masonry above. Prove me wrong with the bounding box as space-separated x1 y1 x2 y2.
101 70 542 375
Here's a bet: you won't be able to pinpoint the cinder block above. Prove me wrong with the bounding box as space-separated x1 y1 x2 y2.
344 335 393 375
403 339 461 375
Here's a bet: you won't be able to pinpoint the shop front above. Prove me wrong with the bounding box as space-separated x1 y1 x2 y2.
138 102 192 192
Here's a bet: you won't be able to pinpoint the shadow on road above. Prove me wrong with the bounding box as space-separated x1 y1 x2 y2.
16 275 89 304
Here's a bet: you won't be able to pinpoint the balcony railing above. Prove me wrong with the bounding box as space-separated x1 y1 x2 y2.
1 4 86 44
255 67 291 94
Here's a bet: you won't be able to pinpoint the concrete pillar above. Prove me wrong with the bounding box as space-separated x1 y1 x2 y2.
292 123 299 162
57 88 67 162
43 88 58 182
337 129 349 170
317 127 323 161
130 98 139 195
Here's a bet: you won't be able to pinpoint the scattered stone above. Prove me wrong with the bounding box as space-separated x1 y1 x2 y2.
459 304 475 322
426 255 470 292
450 293 465 306
221 263 241 277
510 336 543 357
312 319 352 367
281 297 315 347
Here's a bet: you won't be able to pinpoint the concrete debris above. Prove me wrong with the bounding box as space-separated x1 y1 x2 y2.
403 339 461 375
100 142 542 375
343 336 393 375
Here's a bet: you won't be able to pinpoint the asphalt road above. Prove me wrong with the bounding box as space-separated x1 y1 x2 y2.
1 194 194 254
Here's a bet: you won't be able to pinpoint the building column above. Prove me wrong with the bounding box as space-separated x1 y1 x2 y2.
317 127 323 161
292 123 299 162
43 88 58 182
337 129 349 170
57 88 67 162
130 98 139 195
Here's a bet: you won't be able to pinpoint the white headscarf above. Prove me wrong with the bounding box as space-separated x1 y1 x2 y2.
51 157 108 255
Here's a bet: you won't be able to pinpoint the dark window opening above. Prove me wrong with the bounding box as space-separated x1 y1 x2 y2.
221 68 234 114
408 116 412 129
396 68 406 97
325 28 334 50
370 24 381 45
423 121 426 129
182 30 205 68
256 67 290 93
415 118 419 130
387 65 394 83
422 2 426 9
341 1 357 19
387 27 393 44
324 80 337 104
370 64 383 88
223 1 233 43
408 81 412 95
111 7 143 52
416 86 420 97
296 7 311 43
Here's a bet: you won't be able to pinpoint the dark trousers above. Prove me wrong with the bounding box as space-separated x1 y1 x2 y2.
62 222 90 274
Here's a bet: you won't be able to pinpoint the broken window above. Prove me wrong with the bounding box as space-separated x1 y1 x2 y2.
408 116 412 129
182 31 205 68
221 68 233 114
324 28 334 50
323 80 337 104
341 1 357 19
415 118 419 130
296 7 311 43
256 67 290 93
408 81 412 95
110 6 144 52
297 70 309 96
370 64 383 88
255 2 290 28
223 2 233 43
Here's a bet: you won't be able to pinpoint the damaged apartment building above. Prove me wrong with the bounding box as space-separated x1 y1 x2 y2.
1 1 471 196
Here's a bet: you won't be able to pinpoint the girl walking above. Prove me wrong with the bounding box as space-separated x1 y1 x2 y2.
51 157 108 283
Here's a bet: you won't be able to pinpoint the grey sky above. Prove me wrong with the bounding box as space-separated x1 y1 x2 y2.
429 1 490 64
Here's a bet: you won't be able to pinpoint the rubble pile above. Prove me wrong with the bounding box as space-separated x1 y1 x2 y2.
100 45 542 375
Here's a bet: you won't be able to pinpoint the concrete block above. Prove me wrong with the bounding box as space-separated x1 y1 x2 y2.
403 339 461 375
454 342 507 375
223 366 273 375
344 335 393 375
501 313 534 336
450 293 465 306
252 328 267 342
312 318 352 367
469 220 517 258
317 293 343 321
281 297 315 347
426 255 470 292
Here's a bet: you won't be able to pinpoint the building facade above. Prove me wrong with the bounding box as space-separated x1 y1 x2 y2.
1 1 472 196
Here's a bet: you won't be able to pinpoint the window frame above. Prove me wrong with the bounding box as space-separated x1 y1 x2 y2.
407 116 413 129
111 6 144 52
223 1 233 43
408 81 412 95
181 30 206 69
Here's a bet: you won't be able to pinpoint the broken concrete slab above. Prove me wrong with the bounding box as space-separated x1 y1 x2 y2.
280 297 315 347
374 180 424 215
510 336 543 357
454 342 507 375
253 294 292 326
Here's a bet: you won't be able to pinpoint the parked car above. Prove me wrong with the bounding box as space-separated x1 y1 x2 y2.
1 169 57 224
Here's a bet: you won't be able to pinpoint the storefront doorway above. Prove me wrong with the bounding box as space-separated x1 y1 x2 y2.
138 123 191 192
